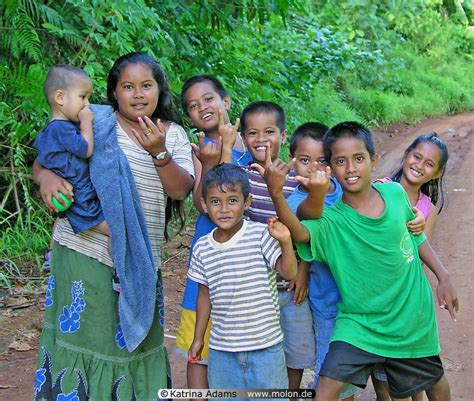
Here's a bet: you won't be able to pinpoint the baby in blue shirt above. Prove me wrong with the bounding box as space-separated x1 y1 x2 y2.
34 65 108 236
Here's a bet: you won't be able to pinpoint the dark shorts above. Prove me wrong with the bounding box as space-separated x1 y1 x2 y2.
320 341 445 399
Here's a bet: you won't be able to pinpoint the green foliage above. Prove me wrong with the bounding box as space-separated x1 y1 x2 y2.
345 41 474 125
0 0 473 286
0 208 52 288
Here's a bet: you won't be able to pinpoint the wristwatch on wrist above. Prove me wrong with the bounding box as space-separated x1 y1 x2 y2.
150 150 168 160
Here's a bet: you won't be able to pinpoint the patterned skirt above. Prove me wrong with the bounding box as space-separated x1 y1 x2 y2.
33 243 170 401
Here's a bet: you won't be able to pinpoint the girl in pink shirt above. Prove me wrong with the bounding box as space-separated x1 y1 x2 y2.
373 132 449 401
380 132 449 241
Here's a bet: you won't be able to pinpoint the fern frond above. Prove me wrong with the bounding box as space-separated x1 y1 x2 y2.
8 7 41 62
20 0 40 22
0 31 13 54
18 64 46 108
2 63 28 84
0 63 28 102
37 4 65 28
63 30 85 49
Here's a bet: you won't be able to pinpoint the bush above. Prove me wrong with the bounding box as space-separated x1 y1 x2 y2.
1 0 473 284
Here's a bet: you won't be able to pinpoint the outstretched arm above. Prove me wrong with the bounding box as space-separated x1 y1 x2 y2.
271 186 310 243
251 147 310 243
188 284 211 362
418 240 459 321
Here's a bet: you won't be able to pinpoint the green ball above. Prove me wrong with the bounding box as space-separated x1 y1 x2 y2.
51 193 72 212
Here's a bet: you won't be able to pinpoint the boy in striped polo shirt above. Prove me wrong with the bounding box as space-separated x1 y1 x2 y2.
188 163 297 394
239 101 316 393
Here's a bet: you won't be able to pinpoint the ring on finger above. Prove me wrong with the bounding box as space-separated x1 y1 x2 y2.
146 128 152 136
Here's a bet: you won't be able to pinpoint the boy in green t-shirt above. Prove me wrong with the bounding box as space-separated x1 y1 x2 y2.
261 121 459 401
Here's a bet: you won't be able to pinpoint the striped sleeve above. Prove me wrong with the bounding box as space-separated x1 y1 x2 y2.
261 228 282 270
188 239 208 286
165 123 194 177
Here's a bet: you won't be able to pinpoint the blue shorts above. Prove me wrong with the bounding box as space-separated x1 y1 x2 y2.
311 312 359 398
278 290 315 369
208 342 288 399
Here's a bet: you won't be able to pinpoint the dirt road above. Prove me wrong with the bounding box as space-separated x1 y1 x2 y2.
357 112 474 400
0 111 472 400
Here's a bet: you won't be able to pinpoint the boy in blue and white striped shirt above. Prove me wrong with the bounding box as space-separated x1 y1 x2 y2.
188 163 297 394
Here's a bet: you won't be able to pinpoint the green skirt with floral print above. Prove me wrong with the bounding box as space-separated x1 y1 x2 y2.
34 243 170 401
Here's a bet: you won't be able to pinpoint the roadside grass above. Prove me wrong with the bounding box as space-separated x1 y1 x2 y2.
1 209 52 289
345 47 474 126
